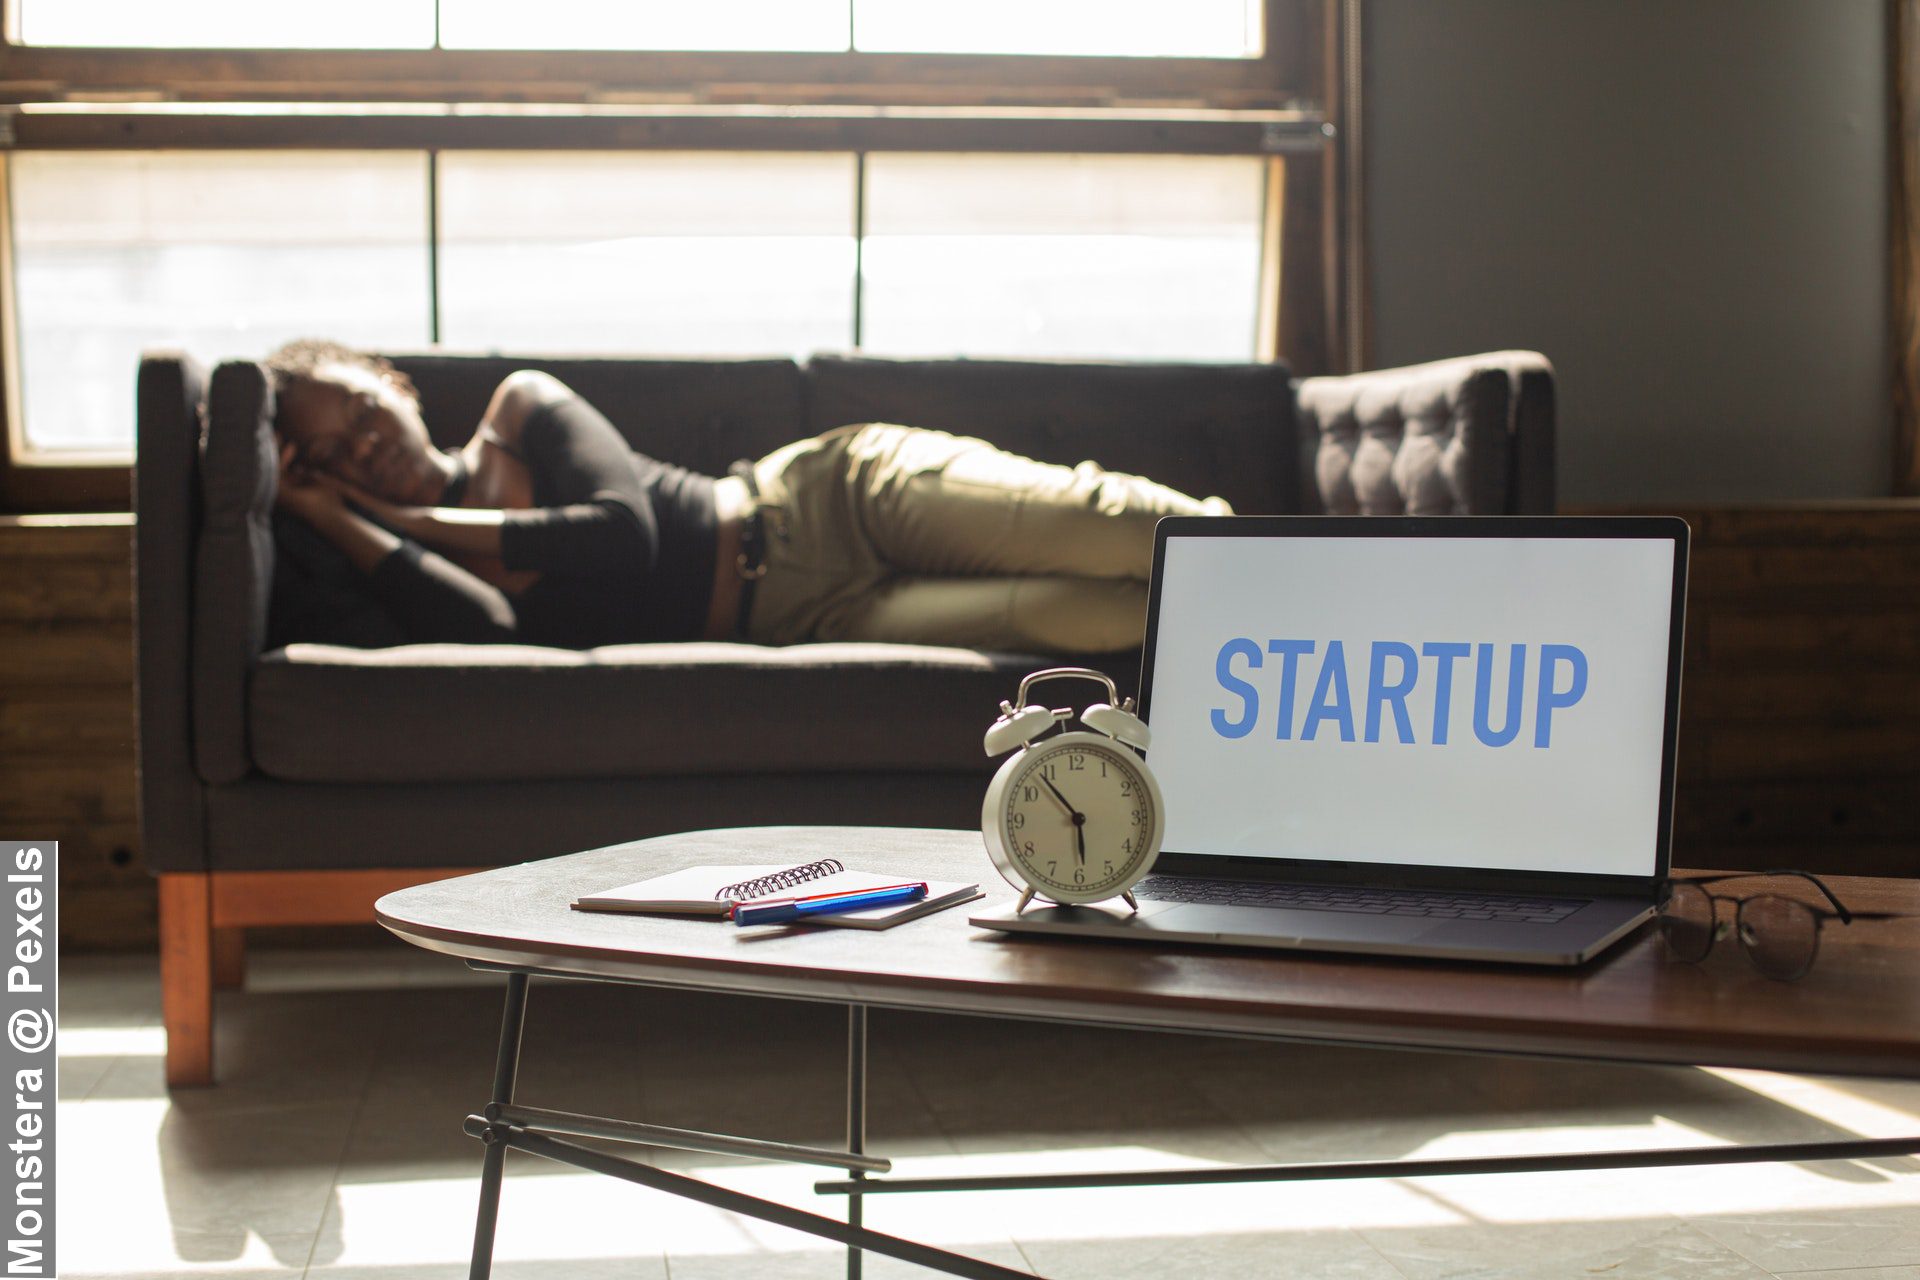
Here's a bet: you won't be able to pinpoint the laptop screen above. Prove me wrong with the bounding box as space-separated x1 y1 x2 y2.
1138 517 1687 882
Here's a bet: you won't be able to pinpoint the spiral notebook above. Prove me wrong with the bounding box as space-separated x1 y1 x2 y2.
571 857 982 929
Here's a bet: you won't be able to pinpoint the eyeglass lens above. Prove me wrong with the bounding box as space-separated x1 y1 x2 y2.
1657 882 1716 962
1737 894 1820 981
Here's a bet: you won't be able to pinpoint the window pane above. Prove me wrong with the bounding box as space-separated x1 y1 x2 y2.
437 152 856 356
440 0 849 50
9 152 430 456
860 154 1265 362
855 0 1260 57
18 0 434 47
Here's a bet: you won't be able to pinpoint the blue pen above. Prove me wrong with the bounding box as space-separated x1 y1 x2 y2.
733 883 928 926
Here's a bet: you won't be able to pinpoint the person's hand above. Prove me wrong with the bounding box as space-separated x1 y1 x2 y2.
274 441 346 526
323 475 423 535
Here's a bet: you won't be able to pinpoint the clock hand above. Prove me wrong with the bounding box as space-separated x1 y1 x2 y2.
1038 775 1079 819
1038 775 1087 865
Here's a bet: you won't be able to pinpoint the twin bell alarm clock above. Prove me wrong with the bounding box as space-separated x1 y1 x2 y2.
980 667 1166 914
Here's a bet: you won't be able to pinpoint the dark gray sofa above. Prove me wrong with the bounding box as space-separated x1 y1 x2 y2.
136 348 1555 1083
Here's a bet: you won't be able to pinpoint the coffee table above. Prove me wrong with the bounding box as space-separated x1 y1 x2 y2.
376 825 1920 1280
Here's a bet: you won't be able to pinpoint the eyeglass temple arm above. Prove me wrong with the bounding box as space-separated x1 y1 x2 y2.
1673 870 1854 922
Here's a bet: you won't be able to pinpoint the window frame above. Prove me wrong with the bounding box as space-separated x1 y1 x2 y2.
0 0 1349 513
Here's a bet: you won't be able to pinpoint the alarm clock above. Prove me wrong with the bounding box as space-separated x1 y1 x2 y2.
981 667 1166 915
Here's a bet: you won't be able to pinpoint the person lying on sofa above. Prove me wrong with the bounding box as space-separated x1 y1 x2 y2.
267 339 1231 655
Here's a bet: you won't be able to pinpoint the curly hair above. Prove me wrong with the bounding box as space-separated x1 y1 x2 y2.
263 338 418 404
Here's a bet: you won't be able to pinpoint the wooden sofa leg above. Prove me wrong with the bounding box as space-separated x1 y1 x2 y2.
158 873 214 1087
211 927 246 991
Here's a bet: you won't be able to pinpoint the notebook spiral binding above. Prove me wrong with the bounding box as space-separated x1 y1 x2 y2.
715 858 847 901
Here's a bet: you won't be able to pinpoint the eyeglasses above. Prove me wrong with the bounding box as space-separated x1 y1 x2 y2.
1657 871 1912 981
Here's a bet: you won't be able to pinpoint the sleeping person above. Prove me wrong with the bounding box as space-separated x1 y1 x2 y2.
267 339 1230 654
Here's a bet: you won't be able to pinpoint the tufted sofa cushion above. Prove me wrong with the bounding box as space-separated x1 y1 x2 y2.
1299 352 1534 516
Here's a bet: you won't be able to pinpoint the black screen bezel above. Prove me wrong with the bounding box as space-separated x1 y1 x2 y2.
1135 514 1691 898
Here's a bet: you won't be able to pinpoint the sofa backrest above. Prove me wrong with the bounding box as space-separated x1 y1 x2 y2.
389 353 809 478
806 354 1296 517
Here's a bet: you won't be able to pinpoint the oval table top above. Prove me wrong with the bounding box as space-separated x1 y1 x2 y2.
377 825 1920 1079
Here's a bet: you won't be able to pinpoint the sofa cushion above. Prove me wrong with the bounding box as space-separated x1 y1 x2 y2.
250 641 1048 784
806 353 1297 517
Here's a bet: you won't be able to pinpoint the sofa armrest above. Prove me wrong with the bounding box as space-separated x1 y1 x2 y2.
192 361 279 785
135 353 211 873
1294 351 1556 515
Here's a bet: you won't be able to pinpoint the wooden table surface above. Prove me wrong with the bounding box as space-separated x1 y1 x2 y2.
377 826 1920 1079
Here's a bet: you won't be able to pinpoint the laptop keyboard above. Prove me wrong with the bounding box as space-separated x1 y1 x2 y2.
1133 876 1586 923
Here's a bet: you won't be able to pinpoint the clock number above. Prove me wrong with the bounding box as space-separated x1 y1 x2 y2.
1073 867 1085 885
1023 839 1036 856
1122 837 1134 855
1022 785 1037 803
1046 861 1057 875
1103 860 1114 875
1099 759 1108 777
1120 778 1133 796
1041 762 1058 781
1068 753 1085 772
1010 811 1026 830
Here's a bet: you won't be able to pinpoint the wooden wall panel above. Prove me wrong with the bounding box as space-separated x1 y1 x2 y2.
0 517 149 950
1657 504 1920 877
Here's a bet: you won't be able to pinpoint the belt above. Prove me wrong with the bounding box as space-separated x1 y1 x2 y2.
728 459 771 640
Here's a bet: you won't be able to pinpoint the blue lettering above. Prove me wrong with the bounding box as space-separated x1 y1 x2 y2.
1210 638 1263 739
1365 641 1418 744
1301 640 1356 742
1534 643 1589 748
1422 642 1471 745
1267 639 1316 740
1472 643 1527 748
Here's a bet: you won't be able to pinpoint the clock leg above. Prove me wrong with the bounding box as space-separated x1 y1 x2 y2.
1016 887 1036 915
1122 890 1139 913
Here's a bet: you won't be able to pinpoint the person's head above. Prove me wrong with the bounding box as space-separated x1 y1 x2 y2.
265 339 447 504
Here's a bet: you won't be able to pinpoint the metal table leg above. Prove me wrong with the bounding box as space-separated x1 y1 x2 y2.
847 1003 869 1280
469 971 529 1280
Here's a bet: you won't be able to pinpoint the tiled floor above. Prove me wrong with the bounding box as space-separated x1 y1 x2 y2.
58 943 1920 1279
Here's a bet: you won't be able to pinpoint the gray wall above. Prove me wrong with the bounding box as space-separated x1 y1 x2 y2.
1363 0 1889 505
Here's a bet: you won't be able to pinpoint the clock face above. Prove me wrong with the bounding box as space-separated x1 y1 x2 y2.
989 734 1161 903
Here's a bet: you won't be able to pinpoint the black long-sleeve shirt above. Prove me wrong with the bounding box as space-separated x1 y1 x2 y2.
357 395 719 647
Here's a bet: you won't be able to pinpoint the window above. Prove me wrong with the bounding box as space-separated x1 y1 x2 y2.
17 0 437 48
19 0 1262 58
436 152 856 354
861 154 1266 361
8 152 430 457
0 0 1341 509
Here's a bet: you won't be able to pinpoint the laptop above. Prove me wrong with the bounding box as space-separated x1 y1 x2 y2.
972 515 1690 965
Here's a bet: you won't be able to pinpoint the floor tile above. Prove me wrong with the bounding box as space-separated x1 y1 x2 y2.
1016 1228 1403 1279
1360 1218 1769 1280
1694 1207 1920 1274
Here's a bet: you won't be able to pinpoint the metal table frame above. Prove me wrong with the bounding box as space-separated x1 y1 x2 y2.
462 962 1920 1280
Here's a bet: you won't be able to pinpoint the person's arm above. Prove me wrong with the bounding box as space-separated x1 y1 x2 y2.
332 396 658 579
312 483 511 560
277 447 518 642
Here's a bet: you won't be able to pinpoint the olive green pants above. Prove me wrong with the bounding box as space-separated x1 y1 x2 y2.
744 424 1231 652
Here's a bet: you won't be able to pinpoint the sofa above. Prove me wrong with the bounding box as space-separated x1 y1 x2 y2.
136 348 1556 1083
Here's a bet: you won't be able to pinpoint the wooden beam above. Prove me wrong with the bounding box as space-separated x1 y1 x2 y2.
0 44 1314 110
6 108 1327 155
1893 0 1920 494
